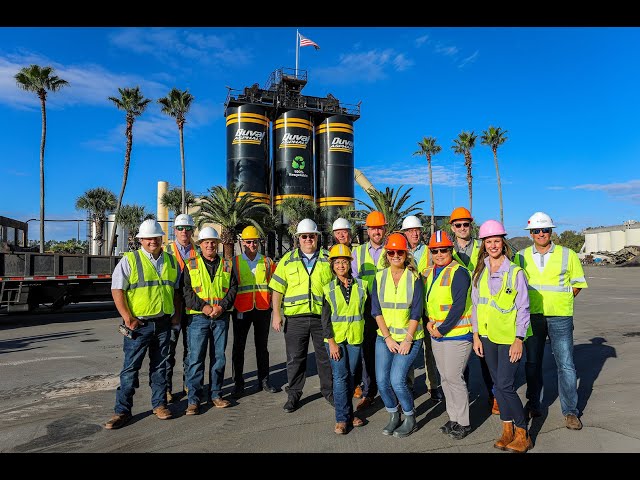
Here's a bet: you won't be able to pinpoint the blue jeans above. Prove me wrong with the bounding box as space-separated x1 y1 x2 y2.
375 336 423 415
186 313 230 405
325 342 362 423
114 317 171 415
525 314 579 416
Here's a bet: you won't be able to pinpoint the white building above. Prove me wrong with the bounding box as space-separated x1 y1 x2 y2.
582 220 640 253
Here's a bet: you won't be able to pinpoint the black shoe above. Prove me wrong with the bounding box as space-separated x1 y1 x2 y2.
231 384 244 399
283 396 300 413
525 402 542 419
439 420 458 434
430 389 444 401
393 414 417 438
261 379 277 393
449 423 472 440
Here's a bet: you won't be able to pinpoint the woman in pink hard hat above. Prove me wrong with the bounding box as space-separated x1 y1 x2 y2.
471 220 534 453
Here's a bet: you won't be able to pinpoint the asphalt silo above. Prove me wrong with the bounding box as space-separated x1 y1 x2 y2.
225 105 270 204
315 115 355 220
273 110 314 207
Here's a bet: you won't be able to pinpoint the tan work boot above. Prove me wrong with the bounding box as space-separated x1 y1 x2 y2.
185 404 200 416
505 426 533 453
565 414 583 430
494 421 515 450
334 422 347 434
491 397 500 415
104 413 132 430
152 405 173 420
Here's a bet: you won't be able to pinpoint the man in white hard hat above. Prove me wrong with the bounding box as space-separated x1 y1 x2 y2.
514 212 588 431
269 218 334 413
332 217 352 248
104 219 180 430
164 213 197 403
181 226 238 414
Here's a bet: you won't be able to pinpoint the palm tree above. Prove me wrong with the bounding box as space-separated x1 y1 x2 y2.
357 186 424 233
276 197 325 248
194 183 270 259
14 65 69 253
116 204 155 252
452 131 478 214
481 126 509 224
158 88 194 214
412 137 442 234
161 187 196 219
107 87 152 255
75 187 117 255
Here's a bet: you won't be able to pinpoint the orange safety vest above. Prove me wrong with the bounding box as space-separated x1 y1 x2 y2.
233 254 275 312
165 241 197 271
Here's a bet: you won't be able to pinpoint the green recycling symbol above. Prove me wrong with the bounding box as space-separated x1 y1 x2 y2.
292 156 305 170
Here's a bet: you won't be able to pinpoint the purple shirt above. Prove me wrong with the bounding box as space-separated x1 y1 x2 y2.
471 256 530 338
351 242 384 279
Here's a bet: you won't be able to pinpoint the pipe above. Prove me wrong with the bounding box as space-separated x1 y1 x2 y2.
354 167 375 193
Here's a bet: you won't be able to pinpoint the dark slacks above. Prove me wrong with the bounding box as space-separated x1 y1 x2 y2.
166 308 188 393
232 308 272 385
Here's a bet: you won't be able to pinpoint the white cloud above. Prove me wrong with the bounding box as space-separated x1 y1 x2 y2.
362 163 463 188
434 43 459 57
458 50 479 69
415 35 429 47
546 186 566 190
314 49 414 85
573 179 640 204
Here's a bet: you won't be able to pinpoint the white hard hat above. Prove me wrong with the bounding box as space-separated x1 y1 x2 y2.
332 217 351 231
136 219 165 238
296 218 320 235
525 211 556 230
401 215 423 231
174 213 195 227
197 226 220 243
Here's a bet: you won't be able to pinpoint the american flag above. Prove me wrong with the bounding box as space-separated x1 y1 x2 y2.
299 33 320 50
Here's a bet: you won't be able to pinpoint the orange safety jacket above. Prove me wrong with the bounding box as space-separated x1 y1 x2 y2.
165 241 197 272
233 254 275 312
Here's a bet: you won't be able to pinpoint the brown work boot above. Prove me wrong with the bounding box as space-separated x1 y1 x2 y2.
211 398 231 408
356 396 374 412
565 414 583 430
491 397 500 415
152 405 173 420
494 421 515 450
351 416 364 428
353 385 363 399
334 422 347 434
104 413 132 430
505 426 533 453
185 404 200 416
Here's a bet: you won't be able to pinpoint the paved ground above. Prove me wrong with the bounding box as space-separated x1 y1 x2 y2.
0 266 638 454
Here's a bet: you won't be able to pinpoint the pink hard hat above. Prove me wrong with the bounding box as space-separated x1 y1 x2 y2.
478 220 507 239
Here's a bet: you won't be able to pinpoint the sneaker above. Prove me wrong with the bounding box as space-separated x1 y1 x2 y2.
152 405 173 420
185 404 199 416
565 414 583 430
439 420 458 434
104 413 132 430
211 398 231 408
283 396 300 413
449 423 472 440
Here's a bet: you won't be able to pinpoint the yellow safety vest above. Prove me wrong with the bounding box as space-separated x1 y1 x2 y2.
124 250 178 318
353 243 386 293
514 245 588 316
476 263 532 344
323 278 367 345
423 261 472 337
233 254 273 312
268 248 333 316
185 255 233 315
453 238 481 272
375 268 425 342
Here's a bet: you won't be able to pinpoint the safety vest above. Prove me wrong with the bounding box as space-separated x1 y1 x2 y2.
185 255 233 315
375 268 425 342
233 254 274 312
323 278 367 345
514 245 587 316
165 241 197 272
422 261 472 337
124 249 178 318
268 248 333 316
453 238 481 272
353 243 386 293
476 263 532 344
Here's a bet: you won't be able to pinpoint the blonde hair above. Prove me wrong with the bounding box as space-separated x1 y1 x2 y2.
472 236 513 287
382 250 419 278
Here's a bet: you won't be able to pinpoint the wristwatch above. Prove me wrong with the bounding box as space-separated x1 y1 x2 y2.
516 336 524 341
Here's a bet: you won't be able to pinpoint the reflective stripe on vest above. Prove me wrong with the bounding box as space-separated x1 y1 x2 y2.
125 250 178 317
353 243 386 292
186 256 232 314
376 268 424 342
323 278 367 344
165 241 196 272
233 255 273 312
452 238 481 272
423 261 472 337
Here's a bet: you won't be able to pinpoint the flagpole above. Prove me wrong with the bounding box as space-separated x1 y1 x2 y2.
295 29 299 78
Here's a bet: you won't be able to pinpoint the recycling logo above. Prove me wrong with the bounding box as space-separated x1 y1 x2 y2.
292 156 305 170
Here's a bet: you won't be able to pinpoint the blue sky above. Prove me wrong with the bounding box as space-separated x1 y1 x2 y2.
1 27 639 241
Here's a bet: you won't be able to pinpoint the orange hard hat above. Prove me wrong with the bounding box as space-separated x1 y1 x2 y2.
428 230 454 248
385 232 409 250
365 211 386 228
449 207 473 224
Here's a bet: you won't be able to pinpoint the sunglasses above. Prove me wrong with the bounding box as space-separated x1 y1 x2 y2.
175 226 193 232
386 250 406 257
430 248 451 254
531 228 552 235
244 240 259 245
300 234 316 240
453 222 470 228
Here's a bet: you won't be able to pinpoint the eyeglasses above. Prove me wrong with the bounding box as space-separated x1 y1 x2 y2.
300 234 316 240
386 250 406 257
244 240 259 245
333 260 350 266
453 222 470 228
430 248 451 254
175 226 193 232
531 228 552 235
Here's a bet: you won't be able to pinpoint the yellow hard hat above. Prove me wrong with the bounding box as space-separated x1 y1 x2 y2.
328 243 352 260
241 226 261 240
